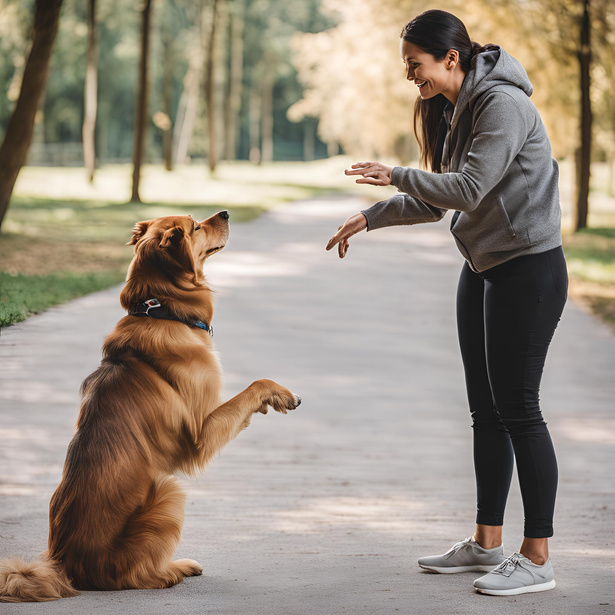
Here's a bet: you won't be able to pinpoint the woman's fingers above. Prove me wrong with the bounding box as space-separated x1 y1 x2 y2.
326 213 367 256
355 177 387 185
326 231 342 251
345 162 392 186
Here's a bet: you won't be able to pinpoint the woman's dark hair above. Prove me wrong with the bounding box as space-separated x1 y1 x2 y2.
401 10 498 172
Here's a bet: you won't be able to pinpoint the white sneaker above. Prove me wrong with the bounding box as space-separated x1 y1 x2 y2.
474 552 556 595
418 536 506 573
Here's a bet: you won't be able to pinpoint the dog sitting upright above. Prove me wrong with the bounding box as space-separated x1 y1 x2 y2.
0 211 300 602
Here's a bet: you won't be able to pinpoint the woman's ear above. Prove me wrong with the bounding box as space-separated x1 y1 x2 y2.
126 220 152 245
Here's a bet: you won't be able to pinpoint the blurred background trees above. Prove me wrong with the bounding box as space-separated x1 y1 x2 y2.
0 0 614 225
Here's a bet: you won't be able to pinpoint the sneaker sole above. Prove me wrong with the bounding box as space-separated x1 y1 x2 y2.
475 579 556 596
419 564 499 574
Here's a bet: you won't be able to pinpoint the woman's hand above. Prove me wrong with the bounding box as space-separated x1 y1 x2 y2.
345 161 394 186
325 213 367 258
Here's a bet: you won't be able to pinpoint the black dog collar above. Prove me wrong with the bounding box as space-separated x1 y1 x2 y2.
128 298 213 336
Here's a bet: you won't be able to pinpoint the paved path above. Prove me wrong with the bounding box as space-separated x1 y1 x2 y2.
1 196 614 614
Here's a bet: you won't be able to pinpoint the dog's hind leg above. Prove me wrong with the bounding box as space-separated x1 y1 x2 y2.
169 559 203 578
111 477 202 590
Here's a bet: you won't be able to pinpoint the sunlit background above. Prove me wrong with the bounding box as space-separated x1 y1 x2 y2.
0 0 614 328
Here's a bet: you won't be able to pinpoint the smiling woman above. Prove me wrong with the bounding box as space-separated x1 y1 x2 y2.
325 8 569 598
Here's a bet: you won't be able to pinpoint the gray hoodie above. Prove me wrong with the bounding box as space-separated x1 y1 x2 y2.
361 46 562 273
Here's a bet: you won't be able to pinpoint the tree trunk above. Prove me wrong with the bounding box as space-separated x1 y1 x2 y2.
82 0 97 183
162 26 173 171
260 52 274 163
304 119 315 162
131 0 153 203
248 67 261 164
173 61 200 166
0 0 63 232
575 0 591 231
224 0 244 161
204 0 219 173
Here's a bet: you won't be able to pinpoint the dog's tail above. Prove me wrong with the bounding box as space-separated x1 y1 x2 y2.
0 555 79 603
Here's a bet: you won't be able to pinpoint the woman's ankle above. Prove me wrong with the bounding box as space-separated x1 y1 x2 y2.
474 524 503 549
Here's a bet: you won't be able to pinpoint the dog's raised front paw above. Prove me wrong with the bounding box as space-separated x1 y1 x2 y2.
253 380 301 415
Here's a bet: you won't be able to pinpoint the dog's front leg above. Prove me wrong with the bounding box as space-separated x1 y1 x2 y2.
196 379 300 465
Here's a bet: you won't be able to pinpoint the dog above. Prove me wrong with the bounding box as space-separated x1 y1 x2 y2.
0 211 300 602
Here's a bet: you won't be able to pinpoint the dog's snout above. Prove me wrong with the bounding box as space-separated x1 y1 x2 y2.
219 210 230 220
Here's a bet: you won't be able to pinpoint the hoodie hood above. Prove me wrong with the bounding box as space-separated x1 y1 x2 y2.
450 46 533 131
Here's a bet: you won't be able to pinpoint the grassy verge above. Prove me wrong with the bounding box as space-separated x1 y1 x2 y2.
562 227 615 332
0 271 126 327
0 197 271 327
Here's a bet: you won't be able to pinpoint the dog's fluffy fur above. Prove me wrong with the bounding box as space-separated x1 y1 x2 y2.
0 212 300 602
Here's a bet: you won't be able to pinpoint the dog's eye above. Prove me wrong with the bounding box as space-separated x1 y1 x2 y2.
195 225 201 231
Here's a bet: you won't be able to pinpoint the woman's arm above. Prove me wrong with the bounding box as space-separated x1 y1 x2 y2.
347 91 530 212
362 193 447 231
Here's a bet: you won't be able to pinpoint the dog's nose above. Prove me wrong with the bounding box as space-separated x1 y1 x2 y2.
219 210 230 220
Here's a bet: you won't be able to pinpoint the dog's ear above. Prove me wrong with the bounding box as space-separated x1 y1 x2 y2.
159 226 185 249
126 220 152 246
158 225 201 285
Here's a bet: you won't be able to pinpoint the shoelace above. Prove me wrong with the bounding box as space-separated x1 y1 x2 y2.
444 536 475 559
493 552 528 576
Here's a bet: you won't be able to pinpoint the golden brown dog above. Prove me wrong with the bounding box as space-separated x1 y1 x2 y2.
0 212 300 602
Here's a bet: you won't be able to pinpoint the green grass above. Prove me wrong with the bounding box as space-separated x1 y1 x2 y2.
563 228 615 284
0 271 126 327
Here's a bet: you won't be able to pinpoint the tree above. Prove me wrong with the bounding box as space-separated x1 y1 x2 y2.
203 0 220 173
576 0 591 230
223 0 245 161
131 0 153 203
0 0 64 232
83 0 98 183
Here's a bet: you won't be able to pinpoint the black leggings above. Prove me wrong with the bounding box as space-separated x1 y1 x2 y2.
456 246 568 538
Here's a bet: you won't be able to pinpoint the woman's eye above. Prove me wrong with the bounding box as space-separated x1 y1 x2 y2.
195 225 201 231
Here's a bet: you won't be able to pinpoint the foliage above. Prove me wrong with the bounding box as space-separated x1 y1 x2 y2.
0 0 336 164
289 0 615 161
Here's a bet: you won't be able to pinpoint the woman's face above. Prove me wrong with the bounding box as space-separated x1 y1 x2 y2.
401 40 460 101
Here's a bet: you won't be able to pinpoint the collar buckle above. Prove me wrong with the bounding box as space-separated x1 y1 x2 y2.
144 298 161 315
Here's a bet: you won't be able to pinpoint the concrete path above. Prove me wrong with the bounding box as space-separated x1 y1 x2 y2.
1 196 614 614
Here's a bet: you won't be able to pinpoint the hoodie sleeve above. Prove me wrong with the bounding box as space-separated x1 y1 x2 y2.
390 91 529 212
361 194 447 231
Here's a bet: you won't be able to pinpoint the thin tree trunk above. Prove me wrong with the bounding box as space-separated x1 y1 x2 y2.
304 119 315 162
575 0 591 231
248 67 261 164
0 0 63 232
224 0 244 161
83 0 97 183
260 51 274 163
131 0 153 203
162 26 173 171
204 0 219 173
173 61 200 166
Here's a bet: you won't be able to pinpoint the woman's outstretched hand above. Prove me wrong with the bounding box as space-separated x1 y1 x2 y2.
345 161 394 186
326 213 367 258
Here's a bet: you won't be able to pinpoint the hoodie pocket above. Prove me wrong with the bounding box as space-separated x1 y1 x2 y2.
497 197 517 238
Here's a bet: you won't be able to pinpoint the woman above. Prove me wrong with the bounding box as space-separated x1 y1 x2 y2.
326 9 568 596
